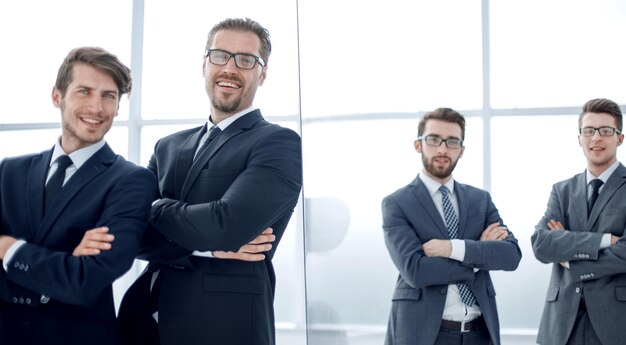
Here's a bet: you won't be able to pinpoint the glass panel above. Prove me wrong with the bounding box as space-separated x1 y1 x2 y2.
141 0 300 120
298 0 482 118
0 0 133 123
491 0 626 108
302 116 482 343
491 115 583 329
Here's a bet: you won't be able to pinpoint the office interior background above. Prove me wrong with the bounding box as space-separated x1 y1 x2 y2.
1 1 625 344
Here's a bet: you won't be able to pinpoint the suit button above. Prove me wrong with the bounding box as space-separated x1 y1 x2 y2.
11 297 18 303
575 287 581 293
440 288 447 294
40 295 50 304
590 273 595 277
24 264 29 271
585 254 590 259
25 298 31 304
18 298 24 304
13 262 19 269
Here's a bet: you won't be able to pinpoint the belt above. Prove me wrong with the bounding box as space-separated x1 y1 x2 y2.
441 316 483 333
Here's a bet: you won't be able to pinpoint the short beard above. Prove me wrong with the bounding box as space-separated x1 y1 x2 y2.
212 97 241 114
422 154 458 180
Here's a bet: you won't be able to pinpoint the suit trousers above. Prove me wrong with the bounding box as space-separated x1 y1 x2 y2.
564 301 602 345
434 326 491 345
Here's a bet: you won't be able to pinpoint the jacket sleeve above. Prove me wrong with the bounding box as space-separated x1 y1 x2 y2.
382 195 475 289
531 185 604 264
150 128 302 252
463 193 522 271
4 168 156 308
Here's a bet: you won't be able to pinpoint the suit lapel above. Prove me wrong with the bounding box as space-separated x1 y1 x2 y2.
175 125 204 199
587 164 626 228
25 150 52 241
180 110 264 200
34 144 117 243
412 178 448 237
454 182 469 238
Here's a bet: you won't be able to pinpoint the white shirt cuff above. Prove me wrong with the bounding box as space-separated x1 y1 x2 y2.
600 233 612 249
3 240 26 271
192 250 214 258
449 239 465 262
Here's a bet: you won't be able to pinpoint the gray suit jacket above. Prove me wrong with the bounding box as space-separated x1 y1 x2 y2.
531 163 626 345
382 176 521 345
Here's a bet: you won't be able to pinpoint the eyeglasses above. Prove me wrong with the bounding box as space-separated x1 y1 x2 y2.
579 126 621 137
418 135 463 149
204 49 265 70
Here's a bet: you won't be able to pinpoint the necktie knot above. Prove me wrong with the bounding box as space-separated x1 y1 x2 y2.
45 155 73 212
439 185 450 196
588 179 604 215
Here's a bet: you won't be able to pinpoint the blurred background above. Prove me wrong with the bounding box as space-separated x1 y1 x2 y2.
1 1 625 344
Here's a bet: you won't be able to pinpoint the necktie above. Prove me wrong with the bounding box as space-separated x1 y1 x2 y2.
195 125 221 160
588 179 604 215
439 185 477 306
45 155 73 212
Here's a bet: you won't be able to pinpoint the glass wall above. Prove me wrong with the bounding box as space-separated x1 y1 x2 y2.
1 1 626 344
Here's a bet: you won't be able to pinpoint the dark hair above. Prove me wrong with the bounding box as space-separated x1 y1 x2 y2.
205 18 271 65
417 107 466 140
54 47 132 97
579 98 623 131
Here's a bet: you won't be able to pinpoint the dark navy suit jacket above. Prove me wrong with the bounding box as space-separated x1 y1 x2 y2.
119 110 303 345
0 143 156 345
382 176 521 345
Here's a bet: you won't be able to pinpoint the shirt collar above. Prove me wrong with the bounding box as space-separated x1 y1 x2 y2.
209 106 256 131
50 137 106 170
586 160 620 185
418 171 455 197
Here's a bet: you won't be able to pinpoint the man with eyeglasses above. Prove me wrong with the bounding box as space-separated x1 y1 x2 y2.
532 98 626 345
117 18 302 345
382 108 521 345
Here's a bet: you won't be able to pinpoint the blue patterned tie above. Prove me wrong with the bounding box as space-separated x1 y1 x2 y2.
439 185 477 306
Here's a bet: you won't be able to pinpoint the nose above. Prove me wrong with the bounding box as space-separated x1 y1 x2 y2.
222 56 238 73
87 94 103 112
591 129 602 139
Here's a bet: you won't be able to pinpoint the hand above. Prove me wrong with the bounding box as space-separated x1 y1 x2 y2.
547 219 565 230
0 235 17 260
611 235 620 245
423 239 452 258
480 222 508 241
213 228 275 262
72 227 114 256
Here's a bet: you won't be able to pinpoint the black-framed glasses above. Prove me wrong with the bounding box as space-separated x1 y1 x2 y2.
579 126 621 137
418 135 464 149
204 49 265 70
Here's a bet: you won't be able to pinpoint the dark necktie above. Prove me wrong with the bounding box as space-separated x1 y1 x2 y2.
195 125 221 160
439 185 477 306
588 179 604 215
45 155 73 212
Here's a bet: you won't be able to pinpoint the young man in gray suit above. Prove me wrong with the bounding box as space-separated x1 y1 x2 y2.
532 98 626 345
382 108 522 345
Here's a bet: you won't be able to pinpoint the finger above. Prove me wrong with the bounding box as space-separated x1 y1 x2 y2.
248 234 276 244
240 243 272 253
85 240 112 250
73 248 101 256
85 227 110 234
487 222 500 231
261 228 273 234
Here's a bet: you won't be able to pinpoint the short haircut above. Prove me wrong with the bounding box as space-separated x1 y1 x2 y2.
205 17 272 65
418 107 466 140
54 47 132 97
579 98 623 131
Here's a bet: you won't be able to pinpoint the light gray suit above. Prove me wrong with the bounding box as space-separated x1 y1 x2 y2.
383 177 522 345
531 163 626 345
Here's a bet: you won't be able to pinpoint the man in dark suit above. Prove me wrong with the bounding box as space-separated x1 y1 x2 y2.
0 47 157 345
118 18 302 345
382 108 521 345
531 98 626 345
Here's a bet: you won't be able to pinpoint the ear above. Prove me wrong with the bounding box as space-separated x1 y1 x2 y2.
459 146 465 158
414 139 422 153
618 133 624 146
51 87 61 108
258 66 267 86
578 135 582 147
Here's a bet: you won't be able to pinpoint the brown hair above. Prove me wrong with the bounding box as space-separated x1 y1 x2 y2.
205 18 271 65
54 47 132 97
579 98 623 131
418 107 466 140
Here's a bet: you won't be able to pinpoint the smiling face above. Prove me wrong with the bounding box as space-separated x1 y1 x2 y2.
52 63 119 153
203 29 267 123
415 119 465 184
579 112 624 176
